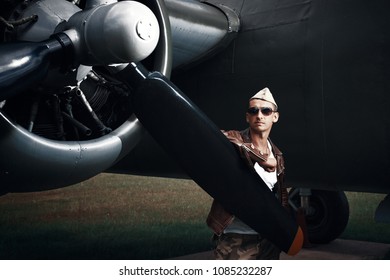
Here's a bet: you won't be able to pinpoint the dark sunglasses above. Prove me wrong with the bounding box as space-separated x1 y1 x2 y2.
247 106 277 116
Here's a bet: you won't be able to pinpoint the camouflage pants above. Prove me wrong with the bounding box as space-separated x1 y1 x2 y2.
214 233 281 260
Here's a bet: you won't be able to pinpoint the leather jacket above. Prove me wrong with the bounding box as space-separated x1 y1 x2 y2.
206 128 289 236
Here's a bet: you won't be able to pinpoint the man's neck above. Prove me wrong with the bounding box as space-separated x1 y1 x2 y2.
249 129 269 150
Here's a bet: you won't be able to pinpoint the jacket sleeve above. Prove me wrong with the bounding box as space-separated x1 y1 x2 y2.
206 200 235 235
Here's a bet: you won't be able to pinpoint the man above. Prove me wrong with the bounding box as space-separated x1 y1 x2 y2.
206 87 289 260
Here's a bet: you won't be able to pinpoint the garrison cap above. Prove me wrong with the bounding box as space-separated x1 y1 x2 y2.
250 87 278 110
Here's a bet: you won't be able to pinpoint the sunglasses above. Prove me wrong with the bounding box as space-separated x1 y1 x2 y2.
247 106 277 116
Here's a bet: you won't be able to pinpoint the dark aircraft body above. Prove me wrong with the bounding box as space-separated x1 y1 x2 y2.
0 0 389 249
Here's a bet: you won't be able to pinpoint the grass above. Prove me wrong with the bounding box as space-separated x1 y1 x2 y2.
0 173 213 259
0 173 389 259
341 192 390 243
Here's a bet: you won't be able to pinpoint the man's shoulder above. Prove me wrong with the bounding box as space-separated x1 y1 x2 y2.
239 128 251 142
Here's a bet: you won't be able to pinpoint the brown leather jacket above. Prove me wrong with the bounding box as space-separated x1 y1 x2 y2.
206 128 289 236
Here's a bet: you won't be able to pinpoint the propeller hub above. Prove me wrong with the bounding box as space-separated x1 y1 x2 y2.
66 1 160 65
136 20 155 41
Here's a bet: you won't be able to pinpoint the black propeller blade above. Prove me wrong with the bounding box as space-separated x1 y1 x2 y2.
117 63 303 255
0 33 74 102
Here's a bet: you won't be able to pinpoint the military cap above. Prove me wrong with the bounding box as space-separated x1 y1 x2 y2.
250 87 278 109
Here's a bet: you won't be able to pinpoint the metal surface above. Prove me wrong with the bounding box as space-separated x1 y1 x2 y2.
165 0 239 68
64 1 160 64
0 111 144 192
11 0 81 42
0 34 74 101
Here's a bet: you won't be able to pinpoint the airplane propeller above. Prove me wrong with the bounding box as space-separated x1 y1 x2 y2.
0 34 74 102
0 0 302 255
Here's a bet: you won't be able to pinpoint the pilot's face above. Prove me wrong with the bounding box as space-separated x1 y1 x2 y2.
246 99 279 134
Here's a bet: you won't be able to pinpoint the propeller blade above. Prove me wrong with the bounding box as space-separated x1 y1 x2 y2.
117 63 303 255
0 33 73 102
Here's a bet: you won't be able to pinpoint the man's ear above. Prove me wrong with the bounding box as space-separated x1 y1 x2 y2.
273 112 279 123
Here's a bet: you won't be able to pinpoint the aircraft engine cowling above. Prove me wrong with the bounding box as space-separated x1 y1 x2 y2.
0 0 172 193
0 112 144 192
0 0 238 193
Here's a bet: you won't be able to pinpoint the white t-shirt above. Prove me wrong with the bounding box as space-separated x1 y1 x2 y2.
224 140 277 234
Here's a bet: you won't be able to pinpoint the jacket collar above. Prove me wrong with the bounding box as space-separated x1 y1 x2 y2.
240 128 283 157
